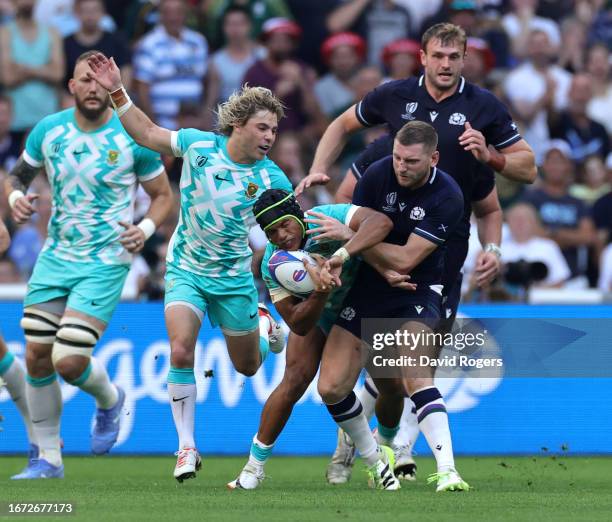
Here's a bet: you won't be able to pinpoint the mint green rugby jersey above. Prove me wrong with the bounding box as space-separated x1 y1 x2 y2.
23 108 164 265
169 129 293 277
261 203 361 315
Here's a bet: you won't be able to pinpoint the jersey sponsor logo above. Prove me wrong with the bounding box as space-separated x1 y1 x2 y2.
449 112 467 126
292 269 307 282
401 102 418 121
245 182 259 199
106 150 119 165
383 192 397 212
410 206 425 220
399 202 407 212
415 305 424 314
340 307 356 321
429 111 439 122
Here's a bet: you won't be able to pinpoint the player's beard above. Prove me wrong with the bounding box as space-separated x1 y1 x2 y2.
76 96 110 121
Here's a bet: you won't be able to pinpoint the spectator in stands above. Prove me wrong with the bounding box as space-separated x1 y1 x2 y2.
326 0 413 67
314 32 366 118
0 0 64 137
570 154 610 204
462 37 495 87
133 0 208 129
557 17 588 74
578 0 612 48
205 0 292 49
380 38 420 82
591 154 612 248
0 95 21 175
502 202 571 288
503 29 571 163
549 73 610 166
522 140 596 284
243 17 325 139
586 42 612 136
35 0 116 37
63 0 132 90
598 242 612 291
501 0 561 61
204 5 265 123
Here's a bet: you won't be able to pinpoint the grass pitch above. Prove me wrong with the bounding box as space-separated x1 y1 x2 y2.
2 456 611 522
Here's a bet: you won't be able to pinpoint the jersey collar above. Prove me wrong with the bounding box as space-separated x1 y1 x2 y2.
418 75 466 104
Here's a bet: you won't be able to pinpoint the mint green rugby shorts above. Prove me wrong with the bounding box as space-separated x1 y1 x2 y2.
164 264 260 334
24 250 129 324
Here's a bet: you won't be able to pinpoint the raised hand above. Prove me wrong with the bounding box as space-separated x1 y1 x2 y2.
295 173 330 196
86 53 123 92
458 122 490 163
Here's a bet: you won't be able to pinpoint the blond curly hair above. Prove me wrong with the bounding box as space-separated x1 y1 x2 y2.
216 85 285 136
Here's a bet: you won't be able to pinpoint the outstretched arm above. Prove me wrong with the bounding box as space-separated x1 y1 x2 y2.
87 53 174 156
295 106 364 195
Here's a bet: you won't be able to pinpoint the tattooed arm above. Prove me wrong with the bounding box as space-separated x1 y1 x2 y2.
4 156 43 224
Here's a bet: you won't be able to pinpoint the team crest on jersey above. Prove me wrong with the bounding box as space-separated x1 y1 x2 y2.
245 182 259 199
410 206 425 220
383 192 397 212
107 150 119 165
448 112 466 126
340 307 356 321
401 102 418 120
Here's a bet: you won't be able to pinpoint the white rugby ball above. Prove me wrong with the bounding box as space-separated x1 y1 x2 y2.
268 250 316 297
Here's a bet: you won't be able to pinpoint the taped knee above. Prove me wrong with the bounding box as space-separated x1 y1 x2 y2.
52 317 101 366
20 307 60 344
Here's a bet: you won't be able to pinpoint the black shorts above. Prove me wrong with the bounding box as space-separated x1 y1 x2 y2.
334 284 443 338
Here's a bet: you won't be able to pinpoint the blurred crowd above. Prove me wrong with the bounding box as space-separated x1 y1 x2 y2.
0 0 611 302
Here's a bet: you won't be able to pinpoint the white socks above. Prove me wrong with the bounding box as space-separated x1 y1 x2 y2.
73 357 118 409
26 373 63 466
168 382 197 450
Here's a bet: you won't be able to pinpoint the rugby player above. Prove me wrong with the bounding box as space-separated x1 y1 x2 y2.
87 53 294 482
227 189 394 490
6 51 172 479
295 23 536 484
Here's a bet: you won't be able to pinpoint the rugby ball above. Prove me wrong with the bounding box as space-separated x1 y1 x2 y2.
268 250 316 297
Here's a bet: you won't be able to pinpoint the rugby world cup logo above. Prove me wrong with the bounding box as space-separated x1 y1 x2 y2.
293 269 307 282
401 102 418 120
383 192 398 212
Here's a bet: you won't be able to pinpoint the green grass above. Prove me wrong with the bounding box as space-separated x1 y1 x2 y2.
1 456 612 522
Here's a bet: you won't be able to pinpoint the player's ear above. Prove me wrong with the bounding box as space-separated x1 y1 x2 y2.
68 78 76 95
419 48 426 67
431 150 440 167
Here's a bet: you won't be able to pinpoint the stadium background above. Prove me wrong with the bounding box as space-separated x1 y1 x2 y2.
1 0 612 458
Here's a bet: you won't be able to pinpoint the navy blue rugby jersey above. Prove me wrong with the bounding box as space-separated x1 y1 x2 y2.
353 156 464 291
353 75 521 238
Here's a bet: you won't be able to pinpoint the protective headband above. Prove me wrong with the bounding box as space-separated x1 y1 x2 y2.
253 190 305 236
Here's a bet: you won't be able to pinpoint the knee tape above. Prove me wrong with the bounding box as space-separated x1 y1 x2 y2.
21 307 61 344
52 317 101 365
